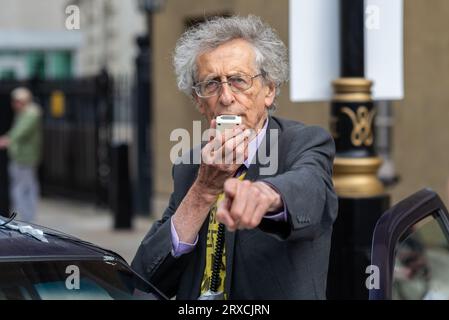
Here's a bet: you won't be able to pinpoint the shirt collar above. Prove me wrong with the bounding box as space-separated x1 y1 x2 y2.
244 117 269 169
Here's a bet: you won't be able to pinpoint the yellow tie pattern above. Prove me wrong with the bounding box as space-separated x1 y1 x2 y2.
200 171 247 297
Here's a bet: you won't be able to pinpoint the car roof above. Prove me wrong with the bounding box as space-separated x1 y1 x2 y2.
0 220 117 261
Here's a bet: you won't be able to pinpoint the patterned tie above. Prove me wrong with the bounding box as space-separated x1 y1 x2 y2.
199 169 247 299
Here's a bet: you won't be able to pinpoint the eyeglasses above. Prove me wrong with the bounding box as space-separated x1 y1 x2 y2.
193 73 263 98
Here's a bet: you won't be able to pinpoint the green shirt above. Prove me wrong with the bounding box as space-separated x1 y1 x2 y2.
7 103 42 167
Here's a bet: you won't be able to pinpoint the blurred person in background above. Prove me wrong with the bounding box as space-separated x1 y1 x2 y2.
0 87 42 222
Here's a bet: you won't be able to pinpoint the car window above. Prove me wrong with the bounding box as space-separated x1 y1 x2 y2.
0 259 163 300
393 215 449 300
34 278 113 300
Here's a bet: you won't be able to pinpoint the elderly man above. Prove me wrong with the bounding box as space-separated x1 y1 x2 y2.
0 88 42 222
132 15 338 299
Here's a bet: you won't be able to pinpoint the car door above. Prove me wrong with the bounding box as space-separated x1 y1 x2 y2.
369 188 449 300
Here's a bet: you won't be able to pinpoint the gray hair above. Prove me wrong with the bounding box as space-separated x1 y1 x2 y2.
11 87 33 103
173 15 289 111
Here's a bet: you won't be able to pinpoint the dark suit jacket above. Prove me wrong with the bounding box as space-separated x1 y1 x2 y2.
131 116 338 299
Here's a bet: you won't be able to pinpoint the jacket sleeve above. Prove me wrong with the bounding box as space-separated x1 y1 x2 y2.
131 164 194 298
259 125 338 241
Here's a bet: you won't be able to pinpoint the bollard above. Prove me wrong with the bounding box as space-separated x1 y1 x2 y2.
110 143 133 230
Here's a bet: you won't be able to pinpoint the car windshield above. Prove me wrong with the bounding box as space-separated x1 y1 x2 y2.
0 259 164 300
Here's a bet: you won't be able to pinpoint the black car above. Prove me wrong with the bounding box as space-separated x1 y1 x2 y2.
0 216 167 300
2 188 449 300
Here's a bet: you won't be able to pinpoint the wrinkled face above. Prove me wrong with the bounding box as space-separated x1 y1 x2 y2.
194 39 275 131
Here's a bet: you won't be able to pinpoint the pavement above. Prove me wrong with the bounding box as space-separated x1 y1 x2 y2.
34 197 164 264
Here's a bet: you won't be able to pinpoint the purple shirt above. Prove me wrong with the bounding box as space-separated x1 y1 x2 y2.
171 118 287 258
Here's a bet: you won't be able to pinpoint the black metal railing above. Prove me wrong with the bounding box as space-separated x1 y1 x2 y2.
0 74 113 208
0 64 152 221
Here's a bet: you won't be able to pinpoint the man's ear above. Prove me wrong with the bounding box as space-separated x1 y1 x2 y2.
194 94 207 116
264 82 276 107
